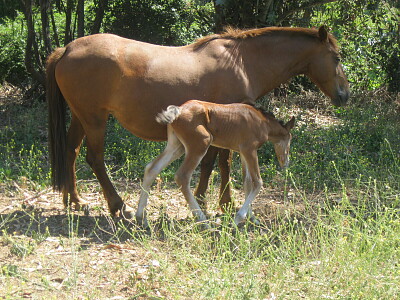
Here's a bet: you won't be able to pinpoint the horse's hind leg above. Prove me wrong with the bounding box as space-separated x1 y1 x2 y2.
81 111 134 218
63 113 87 210
217 148 234 211
195 147 234 212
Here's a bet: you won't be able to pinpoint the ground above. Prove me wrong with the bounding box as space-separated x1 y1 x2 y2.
1 177 308 299
2 85 399 299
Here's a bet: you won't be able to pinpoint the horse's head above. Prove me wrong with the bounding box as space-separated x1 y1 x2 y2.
306 26 350 107
273 116 295 169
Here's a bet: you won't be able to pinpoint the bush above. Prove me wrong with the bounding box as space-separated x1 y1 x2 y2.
0 15 28 85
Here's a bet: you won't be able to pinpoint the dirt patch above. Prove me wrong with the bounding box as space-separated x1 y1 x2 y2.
1 177 310 298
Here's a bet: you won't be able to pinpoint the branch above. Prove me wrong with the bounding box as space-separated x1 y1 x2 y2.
276 0 339 25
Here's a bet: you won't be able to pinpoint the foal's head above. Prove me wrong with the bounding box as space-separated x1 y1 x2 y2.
269 116 295 169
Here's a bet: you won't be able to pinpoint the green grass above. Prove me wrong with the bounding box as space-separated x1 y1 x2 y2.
1 91 399 298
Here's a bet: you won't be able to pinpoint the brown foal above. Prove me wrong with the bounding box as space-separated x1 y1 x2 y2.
135 100 295 227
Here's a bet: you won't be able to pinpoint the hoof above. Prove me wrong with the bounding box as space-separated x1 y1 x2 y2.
249 215 261 226
120 204 135 220
136 215 149 229
234 214 245 226
198 221 211 231
65 199 90 214
74 201 89 211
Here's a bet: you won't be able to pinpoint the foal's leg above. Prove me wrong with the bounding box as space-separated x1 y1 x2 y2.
237 155 257 223
136 128 184 227
234 150 262 225
81 111 134 218
63 113 87 209
175 128 212 225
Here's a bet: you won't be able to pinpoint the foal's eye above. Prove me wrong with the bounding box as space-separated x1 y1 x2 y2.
335 56 341 63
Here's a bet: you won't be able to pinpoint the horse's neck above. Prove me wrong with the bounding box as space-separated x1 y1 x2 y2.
241 35 316 97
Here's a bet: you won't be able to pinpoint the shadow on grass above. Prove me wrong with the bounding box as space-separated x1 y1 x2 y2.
0 203 288 246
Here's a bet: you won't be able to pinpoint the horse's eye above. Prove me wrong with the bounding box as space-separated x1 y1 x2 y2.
335 57 341 63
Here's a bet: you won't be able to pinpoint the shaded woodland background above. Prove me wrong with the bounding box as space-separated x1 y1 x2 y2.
0 3 399 298
0 0 399 96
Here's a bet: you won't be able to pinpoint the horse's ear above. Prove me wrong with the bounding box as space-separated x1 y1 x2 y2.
318 25 329 42
285 116 295 131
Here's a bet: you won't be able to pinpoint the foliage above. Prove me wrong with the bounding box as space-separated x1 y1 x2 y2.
0 14 28 84
104 0 214 45
0 1 22 23
0 0 398 92
311 0 400 91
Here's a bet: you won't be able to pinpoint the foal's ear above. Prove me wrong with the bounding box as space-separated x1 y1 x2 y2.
284 116 295 131
318 25 329 42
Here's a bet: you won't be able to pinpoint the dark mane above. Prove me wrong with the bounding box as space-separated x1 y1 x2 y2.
193 26 338 50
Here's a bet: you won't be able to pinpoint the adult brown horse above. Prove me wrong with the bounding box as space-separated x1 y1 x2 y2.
46 26 349 218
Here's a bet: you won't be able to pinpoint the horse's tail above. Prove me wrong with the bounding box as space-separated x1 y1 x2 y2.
46 47 67 192
156 105 182 125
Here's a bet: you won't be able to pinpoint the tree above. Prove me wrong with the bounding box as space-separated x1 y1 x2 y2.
20 0 45 85
211 0 339 31
91 0 108 34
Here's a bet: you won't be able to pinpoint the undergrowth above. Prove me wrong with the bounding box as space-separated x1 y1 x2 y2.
1 90 400 298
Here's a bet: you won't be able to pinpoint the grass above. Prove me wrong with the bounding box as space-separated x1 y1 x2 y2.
0 88 400 298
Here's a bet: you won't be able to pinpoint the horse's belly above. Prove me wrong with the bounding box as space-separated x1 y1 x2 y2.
113 109 168 142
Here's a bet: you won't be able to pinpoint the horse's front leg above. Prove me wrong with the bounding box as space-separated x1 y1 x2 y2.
194 146 218 208
217 148 234 211
195 146 234 211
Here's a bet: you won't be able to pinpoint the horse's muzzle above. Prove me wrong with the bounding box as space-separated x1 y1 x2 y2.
333 89 350 107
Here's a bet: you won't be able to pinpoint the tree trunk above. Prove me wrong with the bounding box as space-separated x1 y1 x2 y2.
64 0 74 45
50 2 60 47
39 0 52 55
20 0 45 86
77 0 84 37
212 0 226 33
91 0 108 34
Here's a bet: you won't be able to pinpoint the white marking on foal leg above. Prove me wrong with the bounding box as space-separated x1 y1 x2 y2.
235 152 262 226
136 128 184 227
175 149 210 228
181 184 208 224
234 185 261 225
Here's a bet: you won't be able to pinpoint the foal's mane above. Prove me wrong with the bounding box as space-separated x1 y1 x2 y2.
194 26 338 50
255 107 285 127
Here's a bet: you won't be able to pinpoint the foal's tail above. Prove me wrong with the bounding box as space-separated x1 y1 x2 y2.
46 47 68 192
156 105 182 124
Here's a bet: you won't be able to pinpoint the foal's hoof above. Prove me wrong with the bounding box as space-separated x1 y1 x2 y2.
249 215 261 226
136 216 150 229
196 220 211 231
120 204 135 220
